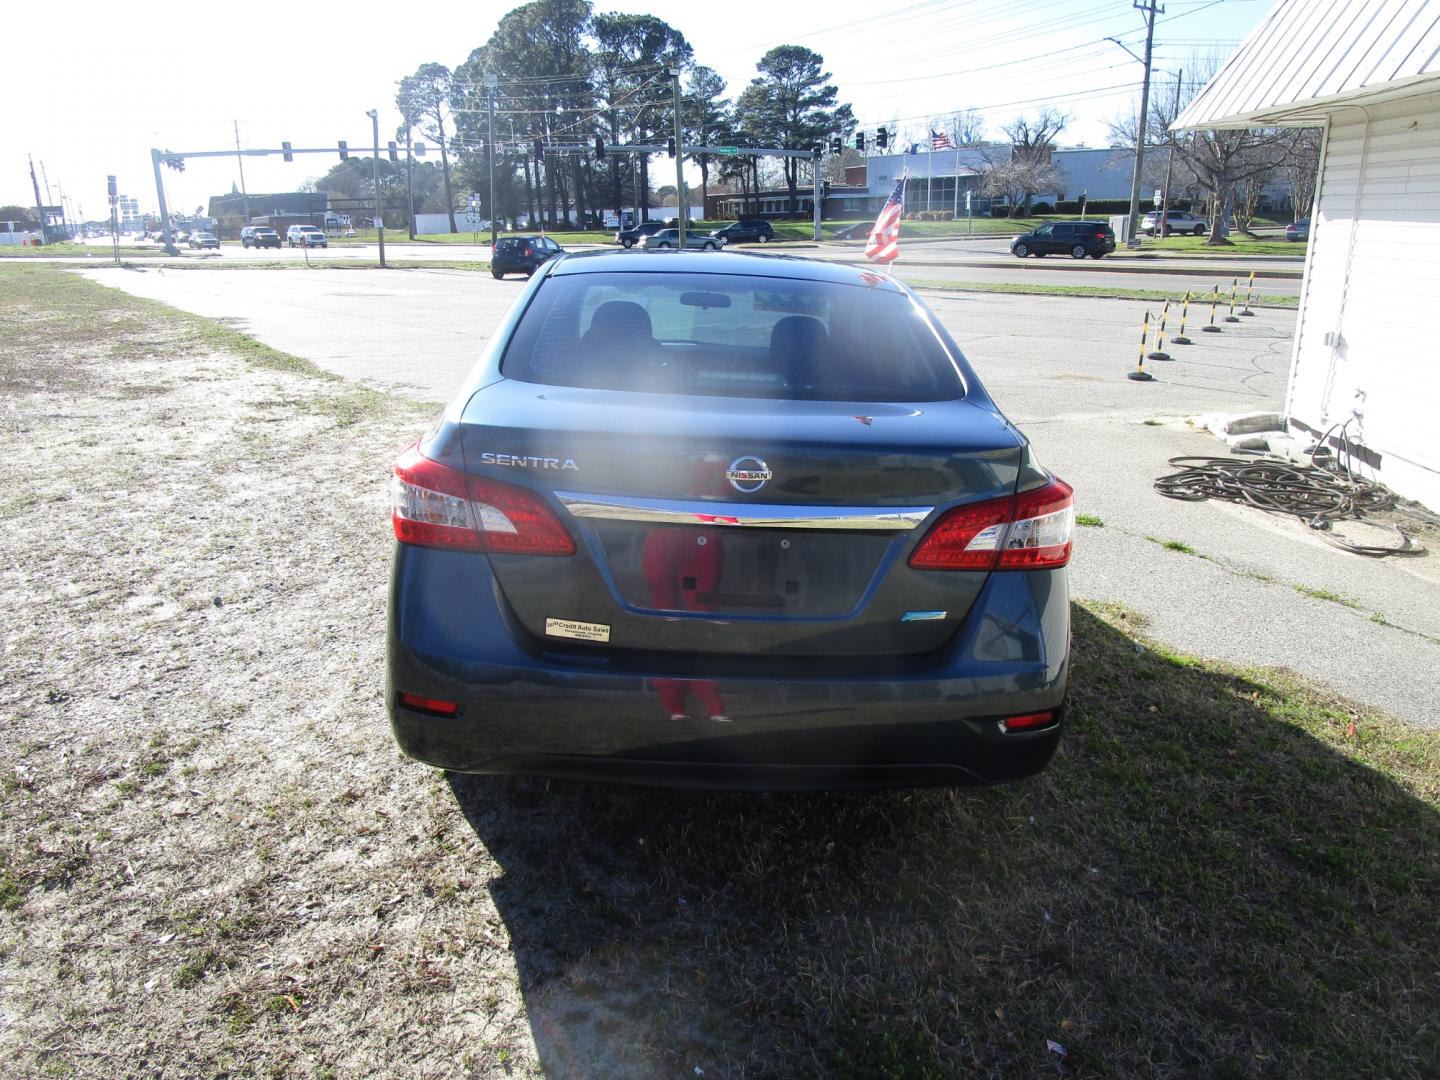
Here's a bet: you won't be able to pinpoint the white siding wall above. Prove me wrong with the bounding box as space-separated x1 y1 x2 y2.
1288 91 1440 509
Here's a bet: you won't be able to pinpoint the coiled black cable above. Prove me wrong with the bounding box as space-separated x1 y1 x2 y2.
1153 456 1425 556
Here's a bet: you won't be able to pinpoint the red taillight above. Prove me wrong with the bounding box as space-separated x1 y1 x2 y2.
908 478 1074 571
999 710 1055 733
391 442 575 556
399 692 459 717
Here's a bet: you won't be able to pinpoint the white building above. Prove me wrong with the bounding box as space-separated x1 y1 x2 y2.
1176 0 1440 511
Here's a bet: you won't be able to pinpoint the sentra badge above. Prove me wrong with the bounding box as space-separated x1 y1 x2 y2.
725 455 772 494
479 452 579 471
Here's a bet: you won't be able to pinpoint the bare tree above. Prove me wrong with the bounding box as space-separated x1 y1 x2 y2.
989 109 1069 216
1232 170 1269 233
948 107 986 146
1281 127 1322 221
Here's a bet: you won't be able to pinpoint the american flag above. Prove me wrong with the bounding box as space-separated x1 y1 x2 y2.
865 179 904 265
931 129 954 150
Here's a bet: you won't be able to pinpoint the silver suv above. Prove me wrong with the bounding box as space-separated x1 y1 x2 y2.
1141 210 1208 236
286 225 328 248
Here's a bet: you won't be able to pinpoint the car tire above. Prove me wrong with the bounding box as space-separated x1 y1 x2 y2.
758 234 770 243
702 241 716 250
1090 252 1105 259
1013 243 1029 258
492 270 504 279
621 238 634 249
658 242 671 249
1071 244 1087 259
1193 225 1205 236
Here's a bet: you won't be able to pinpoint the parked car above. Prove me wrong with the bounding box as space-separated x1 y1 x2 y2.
240 226 281 249
1141 209 1209 236
638 228 720 251
711 219 775 244
831 222 872 240
615 220 668 248
1285 217 1310 242
1010 220 1116 259
286 225 328 248
173 231 191 244
188 232 220 250
386 249 1075 790
490 235 564 278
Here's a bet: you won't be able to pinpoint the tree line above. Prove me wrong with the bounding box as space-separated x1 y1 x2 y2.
315 0 856 231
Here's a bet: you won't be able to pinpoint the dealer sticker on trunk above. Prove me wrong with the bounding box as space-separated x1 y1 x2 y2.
545 618 611 643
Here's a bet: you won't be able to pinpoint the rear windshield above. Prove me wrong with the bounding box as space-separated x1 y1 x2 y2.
501 271 964 401
497 238 526 251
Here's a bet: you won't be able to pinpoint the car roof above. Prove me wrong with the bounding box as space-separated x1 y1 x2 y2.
549 248 908 291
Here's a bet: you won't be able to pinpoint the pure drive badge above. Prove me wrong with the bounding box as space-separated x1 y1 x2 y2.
726 455 772 493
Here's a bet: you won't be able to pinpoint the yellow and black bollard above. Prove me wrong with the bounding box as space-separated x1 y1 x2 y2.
1239 270 1257 316
1223 276 1241 323
1201 283 1223 333
1171 290 1194 345
1128 310 1156 381
1147 300 1172 361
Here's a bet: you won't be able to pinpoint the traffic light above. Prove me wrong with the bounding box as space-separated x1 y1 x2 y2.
594 136 605 160
856 131 866 151
162 152 184 173
415 142 427 157
338 140 348 161
876 127 888 149
831 137 842 155
533 138 544 159
666 137 676 158
107 175 117 200
388 142 398 161
282 141 293 162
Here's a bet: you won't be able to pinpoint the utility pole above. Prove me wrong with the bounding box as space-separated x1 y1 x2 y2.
1159 69 1183 237
404 123 415 240
486 73 498 247
670 67 685 245
234 120 251 232
149 149 178 254
367 109 387 268
108 174 120 265
1123 0 1162 248
28 156 48 243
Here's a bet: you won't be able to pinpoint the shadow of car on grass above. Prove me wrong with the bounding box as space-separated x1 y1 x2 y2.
446 603 1440 1079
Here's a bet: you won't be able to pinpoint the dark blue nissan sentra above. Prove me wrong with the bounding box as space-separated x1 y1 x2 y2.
388 249 1072 790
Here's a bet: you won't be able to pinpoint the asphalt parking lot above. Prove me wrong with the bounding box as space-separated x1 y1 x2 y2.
87 263 1440 724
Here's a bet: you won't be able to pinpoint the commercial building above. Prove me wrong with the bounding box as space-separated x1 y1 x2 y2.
1176 0 1440 510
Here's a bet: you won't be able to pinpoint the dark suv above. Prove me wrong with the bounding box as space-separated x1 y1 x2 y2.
240 226 281 249
615 221 668 248
712 219 775 244
1010 220 1115 260
491 235 564 279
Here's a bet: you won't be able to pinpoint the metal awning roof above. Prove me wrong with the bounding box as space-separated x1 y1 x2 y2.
1174 0 1440 129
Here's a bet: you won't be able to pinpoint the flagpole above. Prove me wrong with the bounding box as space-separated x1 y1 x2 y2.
953 145 960 220
926 138 932 214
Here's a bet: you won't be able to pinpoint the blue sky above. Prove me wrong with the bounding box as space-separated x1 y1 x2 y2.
4 0 1271 220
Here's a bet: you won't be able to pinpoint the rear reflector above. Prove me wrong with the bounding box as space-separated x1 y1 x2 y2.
399 692 459 717
998 710 1055 734
392 442 575 556
909 477 1074 571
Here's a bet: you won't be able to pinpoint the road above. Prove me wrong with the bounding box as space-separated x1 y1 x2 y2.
81 264 1440 725
61 233 1304 300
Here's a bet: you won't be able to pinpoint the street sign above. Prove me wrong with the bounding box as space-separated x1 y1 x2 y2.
712 146 740 156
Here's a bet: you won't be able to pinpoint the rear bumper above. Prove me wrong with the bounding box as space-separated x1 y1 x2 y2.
386 545 1070 790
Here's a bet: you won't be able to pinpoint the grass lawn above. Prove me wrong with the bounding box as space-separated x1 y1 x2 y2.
0 242 152 259
1116 233 1307 258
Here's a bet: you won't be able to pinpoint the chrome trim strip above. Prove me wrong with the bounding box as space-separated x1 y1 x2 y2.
554 492 933 531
